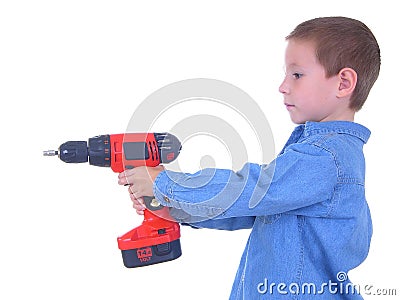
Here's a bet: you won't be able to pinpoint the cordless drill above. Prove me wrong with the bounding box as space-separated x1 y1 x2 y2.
43 133 182 268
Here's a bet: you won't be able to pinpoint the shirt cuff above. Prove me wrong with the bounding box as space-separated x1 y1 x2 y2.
153 170 183 208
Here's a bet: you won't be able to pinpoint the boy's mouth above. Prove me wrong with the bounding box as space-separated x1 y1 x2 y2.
284 103 295 110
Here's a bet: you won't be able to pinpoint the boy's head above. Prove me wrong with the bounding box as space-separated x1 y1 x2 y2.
285 16 380 112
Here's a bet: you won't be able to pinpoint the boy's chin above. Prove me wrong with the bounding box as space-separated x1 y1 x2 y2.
289 116 307 125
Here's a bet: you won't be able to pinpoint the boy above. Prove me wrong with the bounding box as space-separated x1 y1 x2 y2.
118 17 380 299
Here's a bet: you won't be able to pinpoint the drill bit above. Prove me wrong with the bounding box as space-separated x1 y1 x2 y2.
43 150 59 156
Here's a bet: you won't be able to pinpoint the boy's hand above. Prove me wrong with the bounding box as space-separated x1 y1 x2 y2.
118 166 165 215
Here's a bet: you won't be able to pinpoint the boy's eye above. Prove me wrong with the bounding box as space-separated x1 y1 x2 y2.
292 73 303 79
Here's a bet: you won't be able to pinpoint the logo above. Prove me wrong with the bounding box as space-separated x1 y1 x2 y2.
137 247 153 263
257 272 360 296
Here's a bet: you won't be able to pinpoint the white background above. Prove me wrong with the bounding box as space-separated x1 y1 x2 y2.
1 1 398 299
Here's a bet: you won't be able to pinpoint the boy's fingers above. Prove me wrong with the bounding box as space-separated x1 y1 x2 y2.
128 185 134 194
129 193 146 208
131 195 146 215
117 175 128 185
120 169 135 177
133 206 145 215
117 169 135 185
137 197 145 206
128 186 140 199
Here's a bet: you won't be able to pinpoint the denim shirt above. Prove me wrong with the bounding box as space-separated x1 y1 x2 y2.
154 121 372 299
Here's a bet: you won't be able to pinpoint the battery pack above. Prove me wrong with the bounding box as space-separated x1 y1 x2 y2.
121 239 182 268
117 208 182 268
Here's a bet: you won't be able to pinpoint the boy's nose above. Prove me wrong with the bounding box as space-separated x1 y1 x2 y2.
278 79 289 94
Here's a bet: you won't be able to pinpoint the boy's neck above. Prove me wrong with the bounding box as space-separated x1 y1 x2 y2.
319 108 355 122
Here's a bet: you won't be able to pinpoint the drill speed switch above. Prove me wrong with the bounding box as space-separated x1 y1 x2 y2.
44 132 182 268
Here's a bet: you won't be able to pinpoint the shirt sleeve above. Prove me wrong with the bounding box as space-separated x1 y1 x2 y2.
153 141 337 221
177 215 255 231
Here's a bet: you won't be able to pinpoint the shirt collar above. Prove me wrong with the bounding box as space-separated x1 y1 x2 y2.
299 121 371 144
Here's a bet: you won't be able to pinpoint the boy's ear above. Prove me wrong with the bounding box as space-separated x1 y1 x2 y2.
337 68 357 98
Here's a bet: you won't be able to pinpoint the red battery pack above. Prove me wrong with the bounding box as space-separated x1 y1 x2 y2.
117 207 182 267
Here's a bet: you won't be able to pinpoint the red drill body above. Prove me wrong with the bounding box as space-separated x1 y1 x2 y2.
44 132 182 267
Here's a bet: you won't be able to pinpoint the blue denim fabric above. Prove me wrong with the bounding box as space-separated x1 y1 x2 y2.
154 121 372 299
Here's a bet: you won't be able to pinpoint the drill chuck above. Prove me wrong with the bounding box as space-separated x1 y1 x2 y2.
43 136 113 166
59 141 90 163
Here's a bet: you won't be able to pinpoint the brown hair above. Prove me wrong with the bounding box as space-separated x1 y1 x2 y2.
286 17 381 111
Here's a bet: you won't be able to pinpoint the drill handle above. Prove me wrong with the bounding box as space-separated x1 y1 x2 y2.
123 182 163 211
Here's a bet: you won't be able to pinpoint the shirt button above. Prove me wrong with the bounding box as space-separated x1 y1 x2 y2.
164 196 170 202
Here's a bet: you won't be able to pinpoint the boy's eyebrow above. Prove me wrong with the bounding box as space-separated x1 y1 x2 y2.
287 63 303 68
285 63 306 71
